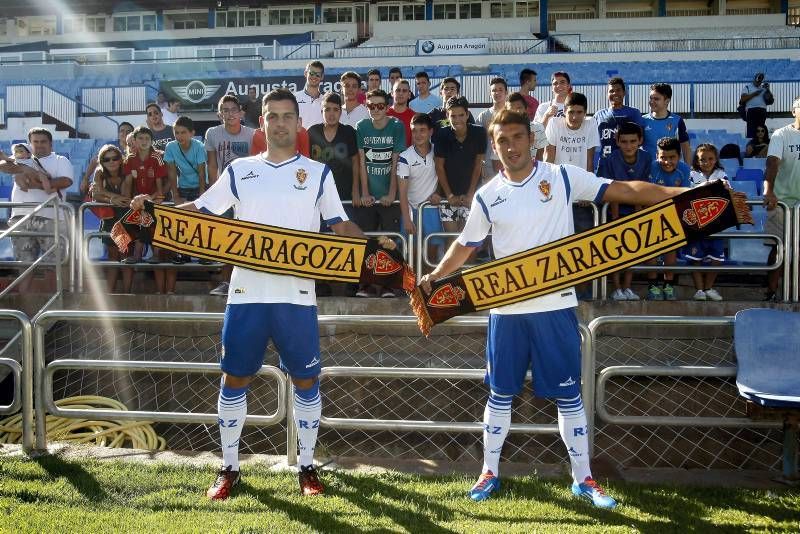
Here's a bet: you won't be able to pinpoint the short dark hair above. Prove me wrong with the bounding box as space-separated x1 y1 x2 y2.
414 71 430 82
118 121 134 132
565 92 587 111
306 60 324 72
489 77 508 91
552 71 571 84
410 113 434 129
262 88 299 115
507 92 528 109
441 77 461 92
218 94 240 110
616 121 643 139
367 69 381 78
366 89 389 102
132 125 153 140
445 96 469 112
340 71 361 84
174 116 195 131
322 92 342 107
145 102 161 114
27 127 52 142
651 83 672 100
519 68 537 85
656 136 681 154
608 77 626 91
167 97 180 105
389 67 402 77
488 108 531 140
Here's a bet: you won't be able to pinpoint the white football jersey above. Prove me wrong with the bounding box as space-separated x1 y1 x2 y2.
293 89 324 129
195 154 348 306
458 162 611 314
397 144 437 208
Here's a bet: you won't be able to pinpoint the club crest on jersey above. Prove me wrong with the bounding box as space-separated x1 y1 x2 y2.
428 283 466 308
123 209 154 227
365 250 402 275
294 168 308 190
538 180 552 203
682 198 728 228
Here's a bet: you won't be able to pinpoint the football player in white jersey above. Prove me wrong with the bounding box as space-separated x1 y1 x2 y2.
132 89 373 499
420 109 688 507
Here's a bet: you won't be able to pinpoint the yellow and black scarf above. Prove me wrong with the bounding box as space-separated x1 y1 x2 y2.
111 202 416 291
410 180 752 335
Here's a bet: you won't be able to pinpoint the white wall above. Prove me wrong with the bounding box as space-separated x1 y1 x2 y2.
372 18 538 38
0 118 70 141
556 13 785 32
78 114 144 140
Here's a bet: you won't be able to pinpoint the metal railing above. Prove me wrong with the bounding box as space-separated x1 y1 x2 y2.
0 310 34 450
80 86 147 114
554 33 800 53
794 202 800 302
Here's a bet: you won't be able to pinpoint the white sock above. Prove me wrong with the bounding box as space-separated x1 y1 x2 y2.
294 381 322 468
556 395 592 484
481 391 512 476
218 384 248 471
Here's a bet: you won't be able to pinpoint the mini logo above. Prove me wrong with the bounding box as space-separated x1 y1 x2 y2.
241 170 259 180
559 376 576 387
428 283 466 308
365 250 402 275
305 357 320 368
490 195 506 207
294 168 308 190
123 209 154 227
233 288 245 294
690 197 728 228
421 40 435 54
538 179 552 202
173 80 221 104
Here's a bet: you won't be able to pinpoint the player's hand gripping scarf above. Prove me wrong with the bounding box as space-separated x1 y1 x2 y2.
111 201 416 291
410 180 752 336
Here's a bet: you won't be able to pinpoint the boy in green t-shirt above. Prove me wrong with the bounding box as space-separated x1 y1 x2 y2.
354 89 406 297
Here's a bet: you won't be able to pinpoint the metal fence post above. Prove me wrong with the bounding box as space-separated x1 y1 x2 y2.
286 377 297 466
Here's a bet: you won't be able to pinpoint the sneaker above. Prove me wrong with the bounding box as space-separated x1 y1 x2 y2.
646 285 663 301
571 476 617 509
662 284 676 301
207 466 240 501
298 465 324 496
764 291 778 302
121 257 138 265
380 288 396 298
355 286 371 298
623 288 640 301
611 288 627 301
199 258 215 265
469 471 500 502
209 282 229 296
704 288 723 301
693 289 707 301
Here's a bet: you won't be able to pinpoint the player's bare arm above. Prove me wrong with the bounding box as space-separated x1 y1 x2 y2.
603 180 687 207
419 240 474 292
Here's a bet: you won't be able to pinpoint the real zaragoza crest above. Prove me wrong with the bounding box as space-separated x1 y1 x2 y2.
538 179 552 202
294 168 308 190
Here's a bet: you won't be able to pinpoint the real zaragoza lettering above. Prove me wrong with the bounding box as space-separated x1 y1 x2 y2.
410 180 752 336
111 202 415 290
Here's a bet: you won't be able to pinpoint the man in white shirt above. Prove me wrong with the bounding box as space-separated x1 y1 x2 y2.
398 113 440 236
293 60 325 129
339 71 369 128
419 109 687 507
476 77 508 181
544 92 600 171
6 128 73 292
132 88 373 500
534 71 572 128
161 98 181 126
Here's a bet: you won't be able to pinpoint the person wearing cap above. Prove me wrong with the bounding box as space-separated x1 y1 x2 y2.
739 72 773 139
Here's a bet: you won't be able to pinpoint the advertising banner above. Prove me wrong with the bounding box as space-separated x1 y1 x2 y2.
160 77 343 109
416 38 489 56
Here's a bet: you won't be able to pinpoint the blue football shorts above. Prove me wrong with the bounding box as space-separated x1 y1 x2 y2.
683 238 725 262
485 308 582 398
221 303 321 379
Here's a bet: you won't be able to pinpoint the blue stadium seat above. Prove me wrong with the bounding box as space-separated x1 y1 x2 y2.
743 158 767 171
729 180 759 199
720 158 740 178
736 168 764 183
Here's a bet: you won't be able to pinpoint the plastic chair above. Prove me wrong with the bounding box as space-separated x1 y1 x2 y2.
720 158 740 179
743 158 767 171
736 168 764 183
729 180 759 199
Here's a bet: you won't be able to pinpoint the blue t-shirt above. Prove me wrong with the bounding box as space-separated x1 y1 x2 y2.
593 106 644 160
597 149 651 215
641 112 689 158
163 139 207 189
649 160 691 187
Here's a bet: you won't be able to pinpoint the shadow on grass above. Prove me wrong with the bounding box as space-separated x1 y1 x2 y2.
33 454 106 502
329 471 458 534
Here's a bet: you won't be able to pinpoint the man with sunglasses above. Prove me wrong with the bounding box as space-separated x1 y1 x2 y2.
145 102 175 152
293 61 325 129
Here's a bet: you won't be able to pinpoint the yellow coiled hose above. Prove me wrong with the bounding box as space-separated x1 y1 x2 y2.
0 395 166 450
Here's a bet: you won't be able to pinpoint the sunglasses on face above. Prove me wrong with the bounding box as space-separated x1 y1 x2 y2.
367 103 386 111
102 155 122 163
308 71 323 78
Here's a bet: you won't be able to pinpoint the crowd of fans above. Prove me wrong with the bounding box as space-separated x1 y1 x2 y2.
1 60 795 301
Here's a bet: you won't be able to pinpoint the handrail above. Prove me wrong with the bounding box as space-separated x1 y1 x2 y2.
794 202 800 302
0 310 33 450
0 358 21 416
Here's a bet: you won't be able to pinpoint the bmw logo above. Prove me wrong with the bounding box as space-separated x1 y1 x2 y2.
421 40 435 54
